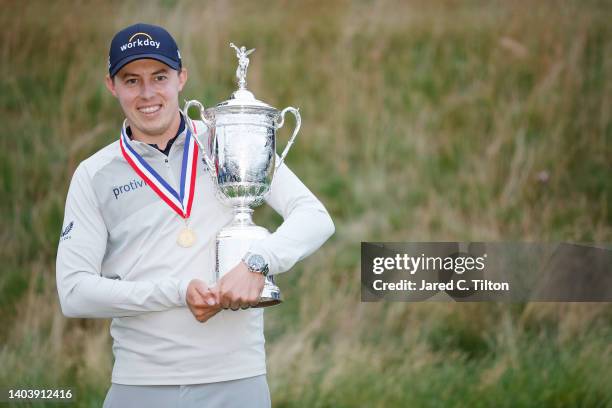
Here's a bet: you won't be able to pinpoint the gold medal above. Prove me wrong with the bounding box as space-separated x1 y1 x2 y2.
177 227 196 248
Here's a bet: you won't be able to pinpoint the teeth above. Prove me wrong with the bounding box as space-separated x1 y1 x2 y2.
138 105 161 114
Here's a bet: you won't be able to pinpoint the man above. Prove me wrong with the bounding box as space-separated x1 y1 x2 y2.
55 23 334 407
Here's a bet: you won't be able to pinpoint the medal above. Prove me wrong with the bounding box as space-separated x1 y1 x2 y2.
177 226 196 248
119 119 200 246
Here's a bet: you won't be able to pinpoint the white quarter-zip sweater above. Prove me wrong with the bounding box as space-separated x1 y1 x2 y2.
55 119 335 385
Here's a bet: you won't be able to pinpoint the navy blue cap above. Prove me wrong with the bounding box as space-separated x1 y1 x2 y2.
108 23 182 77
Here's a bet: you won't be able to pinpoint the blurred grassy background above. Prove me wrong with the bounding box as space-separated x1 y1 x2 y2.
1 0 611 406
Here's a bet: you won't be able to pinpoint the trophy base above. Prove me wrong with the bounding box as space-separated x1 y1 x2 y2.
253 278 282 308
216 211 282 308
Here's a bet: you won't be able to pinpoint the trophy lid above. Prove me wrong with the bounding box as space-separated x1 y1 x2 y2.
215 43 276 111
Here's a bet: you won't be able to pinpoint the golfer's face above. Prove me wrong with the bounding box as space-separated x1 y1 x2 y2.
109 58 186 137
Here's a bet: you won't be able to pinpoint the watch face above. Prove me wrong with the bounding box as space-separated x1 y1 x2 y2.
249 254 265 271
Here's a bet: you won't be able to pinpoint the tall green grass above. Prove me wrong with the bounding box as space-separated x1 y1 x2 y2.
1 1 610 406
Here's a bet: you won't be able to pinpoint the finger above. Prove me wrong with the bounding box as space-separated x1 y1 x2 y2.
187 287 206 307
248 298 260 307
220 294 231 310
208 285 220 298
201 290 218 306
195 283 221 307
193 283 211 299
247 287 261 306
230 298 241 311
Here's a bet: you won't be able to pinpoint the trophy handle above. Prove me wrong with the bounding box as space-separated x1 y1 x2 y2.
275 107 301 171
184 99 216 174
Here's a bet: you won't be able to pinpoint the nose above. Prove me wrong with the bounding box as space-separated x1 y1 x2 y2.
139 79 155 99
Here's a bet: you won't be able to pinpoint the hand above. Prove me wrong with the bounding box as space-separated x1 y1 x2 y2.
186 279 221 323
215 262 265 310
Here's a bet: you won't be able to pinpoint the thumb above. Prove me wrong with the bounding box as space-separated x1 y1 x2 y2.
195 284 217 306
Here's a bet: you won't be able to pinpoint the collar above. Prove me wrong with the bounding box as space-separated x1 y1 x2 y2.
125 112 186 157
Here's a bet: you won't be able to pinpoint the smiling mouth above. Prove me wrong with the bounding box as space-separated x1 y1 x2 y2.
138 105 162 114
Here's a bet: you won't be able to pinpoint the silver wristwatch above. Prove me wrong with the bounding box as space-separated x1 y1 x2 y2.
243 252 269 277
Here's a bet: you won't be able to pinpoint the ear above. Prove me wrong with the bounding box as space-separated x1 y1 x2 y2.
177 68 188 92
105 74 118 97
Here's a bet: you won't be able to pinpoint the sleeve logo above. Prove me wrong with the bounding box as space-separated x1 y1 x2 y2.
60 221 74 241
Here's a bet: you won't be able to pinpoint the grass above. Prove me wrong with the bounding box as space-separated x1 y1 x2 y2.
1 0 611 406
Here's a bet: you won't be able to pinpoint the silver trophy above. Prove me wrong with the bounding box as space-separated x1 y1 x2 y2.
185 43 301 307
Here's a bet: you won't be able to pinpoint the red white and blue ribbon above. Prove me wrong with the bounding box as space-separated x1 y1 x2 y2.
119 121 199 219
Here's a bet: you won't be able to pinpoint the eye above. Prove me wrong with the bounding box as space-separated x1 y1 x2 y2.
155 75 168 82
125 78 138 85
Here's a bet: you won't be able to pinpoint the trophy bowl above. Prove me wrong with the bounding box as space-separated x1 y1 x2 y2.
213 105 277 209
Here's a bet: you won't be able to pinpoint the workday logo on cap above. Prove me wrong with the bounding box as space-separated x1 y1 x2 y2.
120 32 161 52
108 23 181 77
